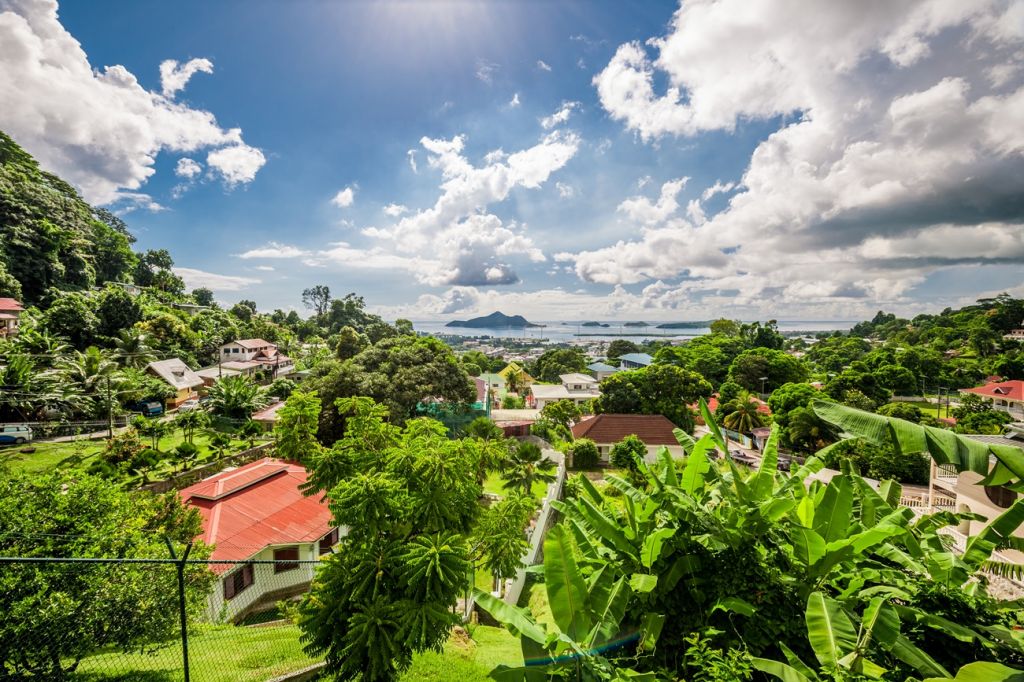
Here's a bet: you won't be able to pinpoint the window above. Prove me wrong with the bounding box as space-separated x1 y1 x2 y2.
274 547 300 573
223 564 254 600
984 485 1018 509
319 528 339 555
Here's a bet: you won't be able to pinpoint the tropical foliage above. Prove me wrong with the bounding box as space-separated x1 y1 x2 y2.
476 400 1024 681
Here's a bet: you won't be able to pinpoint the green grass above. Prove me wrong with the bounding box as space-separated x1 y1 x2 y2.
72 623 317 681
402 625 522 681
0 426 260 485
523 581 553 628
71 619 519 681
482 471 549 500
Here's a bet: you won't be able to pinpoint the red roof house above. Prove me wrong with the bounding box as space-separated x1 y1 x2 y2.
571 414 684 463
180 458 335 574
960 380 1024 419
0 297 23 337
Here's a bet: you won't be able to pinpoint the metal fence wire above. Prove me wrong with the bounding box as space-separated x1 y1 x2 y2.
0 554 325 681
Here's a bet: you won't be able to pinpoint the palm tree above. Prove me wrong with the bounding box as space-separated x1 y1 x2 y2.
56 346 120 418
113 330 157 368
722 396 766 435
205 375 267 419
500 442 556 496
787 407 833 453
206 430 233 459
175 409 210 445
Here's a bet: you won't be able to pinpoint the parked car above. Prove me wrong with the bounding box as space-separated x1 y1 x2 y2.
0 424 33 445
135 401 164 417
178 399 201 412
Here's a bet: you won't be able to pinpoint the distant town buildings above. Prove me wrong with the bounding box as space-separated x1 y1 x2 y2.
618 352 654 369
529 373 601 409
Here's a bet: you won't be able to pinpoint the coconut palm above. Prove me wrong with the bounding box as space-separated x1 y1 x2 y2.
206 430 233 459
500 442 556 496
55 346 120 418
112 330 157 368
205 374 267 419
722 396 767 434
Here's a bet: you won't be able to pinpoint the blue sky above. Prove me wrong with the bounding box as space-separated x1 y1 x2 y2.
2 0 1023 321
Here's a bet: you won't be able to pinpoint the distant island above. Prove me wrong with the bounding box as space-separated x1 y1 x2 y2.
446 311 543 329
623 321 650 328
656 321 712 329
581 321 610 328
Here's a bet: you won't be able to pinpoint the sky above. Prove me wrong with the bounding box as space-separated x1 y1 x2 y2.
1 0 1023 322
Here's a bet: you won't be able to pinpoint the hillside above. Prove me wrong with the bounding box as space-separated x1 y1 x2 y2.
446 311 542 328
0 131 136 304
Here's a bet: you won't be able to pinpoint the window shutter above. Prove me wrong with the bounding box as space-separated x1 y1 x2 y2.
224 574 236 600
244 563 254 586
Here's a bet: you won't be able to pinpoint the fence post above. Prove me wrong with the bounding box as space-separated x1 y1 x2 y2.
165 538 194 682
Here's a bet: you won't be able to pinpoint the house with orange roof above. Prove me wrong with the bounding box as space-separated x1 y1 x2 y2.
179 458 340 622
960 379 1024 421
570 413 684 463
0 298 24 337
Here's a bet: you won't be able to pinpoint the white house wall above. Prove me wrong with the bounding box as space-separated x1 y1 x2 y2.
206 543 321 623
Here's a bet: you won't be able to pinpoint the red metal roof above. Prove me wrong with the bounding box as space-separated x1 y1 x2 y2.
179 458 333 573
961 380 1024 402
0 298 23 312
252 401 286 422
571 413 680 445
473 377 486 403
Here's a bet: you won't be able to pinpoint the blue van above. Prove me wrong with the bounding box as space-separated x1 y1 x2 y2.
136 401 164 417
0 425 33 445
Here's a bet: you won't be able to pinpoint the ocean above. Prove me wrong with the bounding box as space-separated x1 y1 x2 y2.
409 320 856 343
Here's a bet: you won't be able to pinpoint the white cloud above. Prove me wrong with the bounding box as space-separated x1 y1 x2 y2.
556 182 575 198
509 92 521 108
540 101 579 129
407 149 418 173
206 144 266 187
475 59 498 84
617 177 688 225
159 57 213 98
235 242 308 259
253 265 275 272
0 0 265 204
331 186 355 208
175 157 202 179
570 0 1024 312
350 131 579 286
173 267 259 291
537 59 552 72
382 203 408 217
112 192 166 214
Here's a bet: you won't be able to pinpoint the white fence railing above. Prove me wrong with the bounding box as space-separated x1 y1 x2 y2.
502 455 567 607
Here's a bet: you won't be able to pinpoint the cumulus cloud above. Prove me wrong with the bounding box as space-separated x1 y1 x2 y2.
566 0 1024 313
537 59 552 72
0 0 265 204
175 157 202 179
331 186 356 208
540 101 579 129
111 192 166 214
351 131 579 286
509 92 521 108
617 177 688 225
556 182 575 198
159 57 213 98
173 267 260 291
382 203 408 217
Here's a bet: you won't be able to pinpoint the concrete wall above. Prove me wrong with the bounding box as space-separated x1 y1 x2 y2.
208 543 321 622
953 471 1024 562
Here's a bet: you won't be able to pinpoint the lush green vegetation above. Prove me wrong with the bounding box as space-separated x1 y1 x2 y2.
475 401 1024 681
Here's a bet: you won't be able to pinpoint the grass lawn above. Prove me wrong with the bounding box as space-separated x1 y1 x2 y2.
72 623 317 681
402 625 522 681
483 471 549 500
888 399 953 419
0 425 262 486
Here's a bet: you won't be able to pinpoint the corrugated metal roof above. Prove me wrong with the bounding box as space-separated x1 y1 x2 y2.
180 458 334 573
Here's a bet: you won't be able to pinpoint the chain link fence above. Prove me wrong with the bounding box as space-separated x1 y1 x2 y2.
0 553 325 681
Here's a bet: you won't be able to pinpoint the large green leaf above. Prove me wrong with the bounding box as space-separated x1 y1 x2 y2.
473 589 547 645
751 423 780 500
679 443 711 496
812 400 1024 479
543 525 591 641
574 496 638 558
751 658 816 682
629 573 658 593
585 576 629 648
792 526 826 567
640 527 676 568
805 591 858 667
922 662 1024 681
963 499 1024 569
813 476 853 543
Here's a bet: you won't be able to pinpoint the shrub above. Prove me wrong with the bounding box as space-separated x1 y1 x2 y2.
569 438 600 469
821 437 929 484
101 429 145 465
610 434 647 472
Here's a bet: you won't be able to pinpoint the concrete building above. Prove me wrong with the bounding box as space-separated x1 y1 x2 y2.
0 298 23 337
960 380 1024 420
529 373 601 409
146 358 204 408
180 458 340 623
